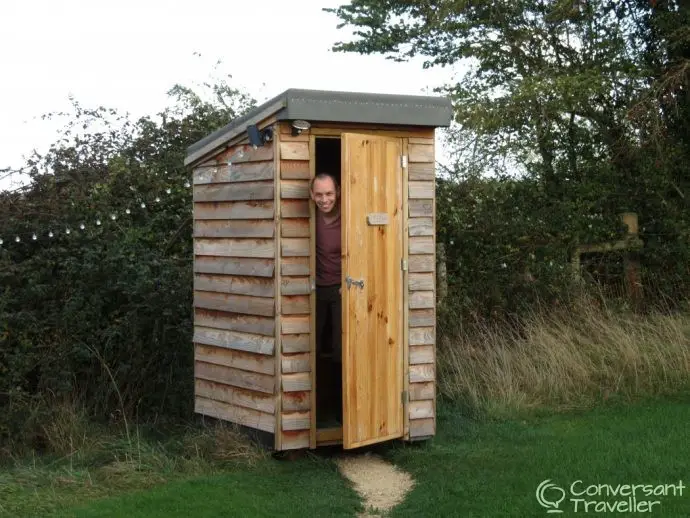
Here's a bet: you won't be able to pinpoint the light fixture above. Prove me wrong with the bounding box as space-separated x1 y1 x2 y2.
247 125 273 148
291 119 311 137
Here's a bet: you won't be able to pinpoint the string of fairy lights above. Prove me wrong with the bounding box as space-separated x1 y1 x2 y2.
0 175 193 248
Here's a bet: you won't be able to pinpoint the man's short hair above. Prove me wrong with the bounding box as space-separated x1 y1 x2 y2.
309 173 339 192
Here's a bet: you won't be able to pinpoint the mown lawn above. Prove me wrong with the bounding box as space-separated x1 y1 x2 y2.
3 395 688 517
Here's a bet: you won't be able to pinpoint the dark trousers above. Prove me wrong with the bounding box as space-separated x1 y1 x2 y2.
315 285 342 364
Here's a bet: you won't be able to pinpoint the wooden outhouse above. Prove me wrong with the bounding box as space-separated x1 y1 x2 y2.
185 89 453 450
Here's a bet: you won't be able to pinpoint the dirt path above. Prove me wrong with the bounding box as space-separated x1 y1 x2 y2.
336 452 415 517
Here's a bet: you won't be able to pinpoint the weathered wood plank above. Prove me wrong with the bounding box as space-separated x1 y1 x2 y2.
195 309 275 336
195 396 274 433
195 344 275 375
409 273 434 291
281 430 310 450
280 142 310 161
194 326 275 355
282 334 310 353
194 257 275 278
195 361 275 394
194 181 274 202
409 381 435 401
409 199 433 217
282 238 310 257
409 291 434 310
408 162 435 181
409 345 435 364
282 391 311 412
280 160 310 180
281 218 310 238
410 237 435 255
409 181 434 199
195 378 275 414
282 353 310 374
282 372 311 392
281 257 310 276
194 274 274 298
194 201 274 220
408 255 434 273
409 218 434 237
194 220 275 239
409 364 435 383
409 400 434 420
281 277 311 296
194 238 274 258
281 315 310 334
409 327 435 346
281 199 310 218
193 161 273 184
409 308 435 327
221 144 274 164
281 295 310 315
409 417 435 438
281 180 310 199
409 143 434 163
281 411 311 431
194 291 275 317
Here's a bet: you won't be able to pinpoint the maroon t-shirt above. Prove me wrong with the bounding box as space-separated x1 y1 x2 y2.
315 210 341 286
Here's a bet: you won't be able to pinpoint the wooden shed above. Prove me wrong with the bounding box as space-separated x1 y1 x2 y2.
185 88 453 450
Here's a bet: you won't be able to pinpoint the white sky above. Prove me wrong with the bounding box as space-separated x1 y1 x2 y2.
0 0 457 191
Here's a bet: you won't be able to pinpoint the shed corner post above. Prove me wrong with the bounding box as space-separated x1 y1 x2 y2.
273 124 283 452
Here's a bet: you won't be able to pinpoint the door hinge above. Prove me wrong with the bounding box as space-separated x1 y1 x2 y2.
401 390 408 406
401 259 408 271
401 155 408 168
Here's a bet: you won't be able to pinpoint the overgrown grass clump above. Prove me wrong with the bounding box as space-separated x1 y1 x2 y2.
437 296 690 417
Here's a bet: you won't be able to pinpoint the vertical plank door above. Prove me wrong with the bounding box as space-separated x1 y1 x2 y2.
341 133 404 449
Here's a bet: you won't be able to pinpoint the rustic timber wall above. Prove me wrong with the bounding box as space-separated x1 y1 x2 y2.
192 142 278 434
406 137 436 439
276 123 313 450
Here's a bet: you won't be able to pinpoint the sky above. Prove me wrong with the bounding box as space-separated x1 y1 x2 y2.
0 0 458 191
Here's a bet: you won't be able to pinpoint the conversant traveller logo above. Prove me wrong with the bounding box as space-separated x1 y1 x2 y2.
536 479 685 514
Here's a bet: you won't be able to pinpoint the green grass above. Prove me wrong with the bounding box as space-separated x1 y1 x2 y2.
2 396 688 517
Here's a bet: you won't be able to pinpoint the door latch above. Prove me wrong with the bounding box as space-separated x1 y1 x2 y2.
345 276 364 289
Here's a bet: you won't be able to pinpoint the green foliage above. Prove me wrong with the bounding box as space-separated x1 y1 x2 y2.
0 71 256 448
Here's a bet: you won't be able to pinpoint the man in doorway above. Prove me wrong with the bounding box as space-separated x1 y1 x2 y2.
310 172 342 423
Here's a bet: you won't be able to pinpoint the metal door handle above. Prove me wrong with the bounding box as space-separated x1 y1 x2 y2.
345 276 364 289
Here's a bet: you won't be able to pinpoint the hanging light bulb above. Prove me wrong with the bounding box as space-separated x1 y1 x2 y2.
0 238 3 245
155 197 161 203
15 236 20 242
48 231 54 238
66 228 71 235
166 188 171 194
110 214 117 220
80 223 85 230
96 219 101 226
140 202 146 208
125 208 131 214
32 233 37 240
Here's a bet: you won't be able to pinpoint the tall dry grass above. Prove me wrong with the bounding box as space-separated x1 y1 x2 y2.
437 297 690 417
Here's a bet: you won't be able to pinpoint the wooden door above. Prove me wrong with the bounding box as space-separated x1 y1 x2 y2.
341 133 404 449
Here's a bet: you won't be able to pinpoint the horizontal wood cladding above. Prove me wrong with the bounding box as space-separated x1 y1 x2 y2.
409 308 435 327
195 344 275 375
282 334 310 353
280 277 311 296
282 353 310 374
281 295 310 315
194 181 274 203
282 238 310 257
281 219 310 238
194 326 275 355
409 344 435 364
281 257 310 276
194 220 274 239
193 161 273 185
218 143 274 164
194 257 275 278
409 364 435 383
280 160 310 180
282 391 311 412
409 199 433 218
409 291 434 310
409 327 435 346
408 255 434 273
195 309 275 336
194 201 274 220
194 238 274 258
195 291 275 317
280 142 310 161
282 372 311 392
281 180 310 199
195 361 275 394
281 315 310 334
410 236 434 255
195 378 275 414
281 430 310 450
409 381 435 401
409 181 434 200
409 218 433 236
409 417 435 438
281 200 310 218
408 143 434 163
195 396 274 433
409 400 434 420
282 411 310 431
408 162 435 181
194 274 274 298
409 272 434 291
